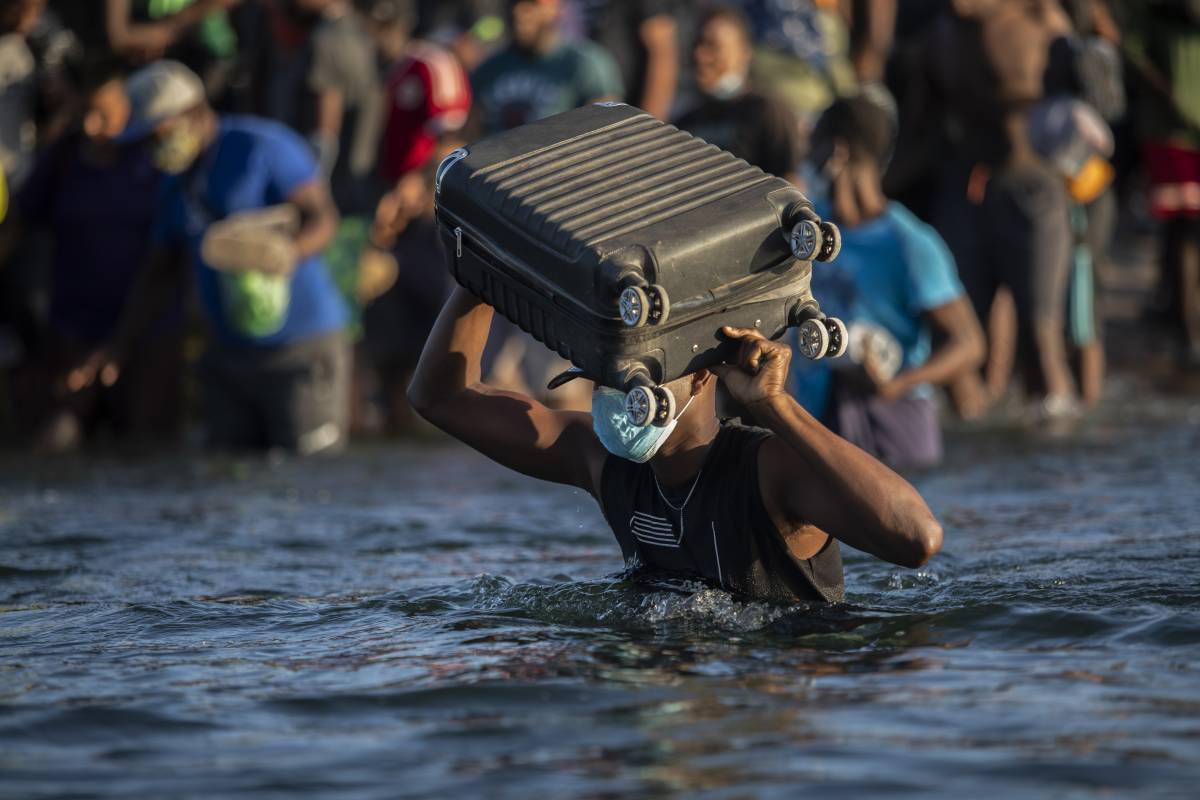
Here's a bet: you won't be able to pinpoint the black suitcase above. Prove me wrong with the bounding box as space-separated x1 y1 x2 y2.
434 102 846 427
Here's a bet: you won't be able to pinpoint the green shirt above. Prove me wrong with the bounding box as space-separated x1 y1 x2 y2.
1126 8 1200 147
471 41 624 134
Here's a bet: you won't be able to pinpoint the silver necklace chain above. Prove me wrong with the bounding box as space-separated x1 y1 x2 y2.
654 467 704 513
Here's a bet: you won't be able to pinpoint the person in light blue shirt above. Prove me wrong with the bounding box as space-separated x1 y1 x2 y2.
794 96 985 468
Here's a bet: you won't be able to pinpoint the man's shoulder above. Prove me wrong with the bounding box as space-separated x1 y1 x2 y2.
472 46 520 83
219 115 303 148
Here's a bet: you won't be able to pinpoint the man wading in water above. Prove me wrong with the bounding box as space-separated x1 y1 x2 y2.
409 290 944 603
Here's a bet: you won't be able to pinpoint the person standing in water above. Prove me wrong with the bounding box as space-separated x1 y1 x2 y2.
408 289 944 605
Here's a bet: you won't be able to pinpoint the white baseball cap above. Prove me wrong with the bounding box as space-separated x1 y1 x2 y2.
119 60 207 142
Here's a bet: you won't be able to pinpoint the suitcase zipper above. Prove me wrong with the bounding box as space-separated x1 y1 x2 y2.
454 227 462 258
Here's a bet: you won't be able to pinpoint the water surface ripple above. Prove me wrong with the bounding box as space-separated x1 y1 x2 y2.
2 383 1199 798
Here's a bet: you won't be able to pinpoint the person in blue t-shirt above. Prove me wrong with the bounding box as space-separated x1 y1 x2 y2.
71 60 350 454
793 96 985 469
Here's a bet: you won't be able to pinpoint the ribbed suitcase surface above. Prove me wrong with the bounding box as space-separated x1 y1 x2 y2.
467 112 776 260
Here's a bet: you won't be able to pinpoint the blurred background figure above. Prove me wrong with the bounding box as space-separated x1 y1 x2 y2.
1126 0 1200 369
5 60 182 451
76 60 349 454
674 4 799 180
470 0 622 409
732 0 856 133
362 140 455 435
105 0 242 99
372 0 471 183
470 0 622 135
793 96 984 469
578 0 680 120
911 0 1079 421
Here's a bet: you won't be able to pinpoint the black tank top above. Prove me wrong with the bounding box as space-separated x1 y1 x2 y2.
598 421 845 604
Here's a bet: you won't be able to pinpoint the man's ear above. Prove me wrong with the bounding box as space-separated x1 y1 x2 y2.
693 369 716 392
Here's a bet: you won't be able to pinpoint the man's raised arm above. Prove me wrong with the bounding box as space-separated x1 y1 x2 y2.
408 287 606 494
713 326 943 569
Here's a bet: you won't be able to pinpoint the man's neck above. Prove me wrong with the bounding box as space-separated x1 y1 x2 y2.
650 412 721 488
518 31 560 58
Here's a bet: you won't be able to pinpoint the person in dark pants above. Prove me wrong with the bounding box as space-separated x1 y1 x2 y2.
72 60 349 454
923 0 1079 419
8 62 183 451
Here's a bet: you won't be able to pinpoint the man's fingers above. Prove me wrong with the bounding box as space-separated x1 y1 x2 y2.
721 325 767 341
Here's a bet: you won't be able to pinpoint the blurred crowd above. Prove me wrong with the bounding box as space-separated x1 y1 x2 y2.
0 0 1197 465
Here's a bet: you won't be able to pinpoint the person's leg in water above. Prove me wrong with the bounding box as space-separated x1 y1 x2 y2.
983 287 1017 403
987 165 1076 412
935 162 993 419
1074 192 1116 406
1173 218 1200 366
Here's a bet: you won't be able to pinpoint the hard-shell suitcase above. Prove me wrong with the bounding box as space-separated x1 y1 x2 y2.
434 102 847 427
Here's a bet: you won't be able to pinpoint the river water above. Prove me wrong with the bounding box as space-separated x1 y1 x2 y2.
1 375 1198 798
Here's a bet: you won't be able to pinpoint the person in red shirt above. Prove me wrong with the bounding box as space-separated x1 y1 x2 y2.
368 0 471 182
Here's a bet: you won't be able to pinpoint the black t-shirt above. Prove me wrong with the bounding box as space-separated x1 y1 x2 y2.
675 90 800 178
598 421 845 604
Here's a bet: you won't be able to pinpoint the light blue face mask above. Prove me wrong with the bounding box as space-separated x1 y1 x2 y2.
592 387 694 464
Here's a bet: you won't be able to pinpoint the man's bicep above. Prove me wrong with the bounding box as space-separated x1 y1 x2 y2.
440 384 605 495
760 436 839 530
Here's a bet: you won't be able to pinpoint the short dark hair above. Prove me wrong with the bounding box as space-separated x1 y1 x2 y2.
809 94 895 169
696 4 753 47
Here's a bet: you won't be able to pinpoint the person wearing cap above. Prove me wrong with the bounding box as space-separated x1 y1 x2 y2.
72 59 350 454
407 287 945 605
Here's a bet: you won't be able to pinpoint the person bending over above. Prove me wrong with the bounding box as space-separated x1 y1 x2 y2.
408 289 944 604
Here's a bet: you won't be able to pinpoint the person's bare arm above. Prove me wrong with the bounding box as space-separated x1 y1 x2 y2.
637 14 678 120
873 296 985 401
851 0 897 83
311 89 344 176
288 180 339 260
68 246 187 391
106 0 240 60
408 287 607 494
711 326 943 568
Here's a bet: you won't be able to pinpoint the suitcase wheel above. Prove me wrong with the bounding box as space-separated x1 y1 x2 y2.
798 318 830 360
824 317 848 358
624 385 657 427
619 284 670 327
619 285 650 327
647 284 670 324
788 219 823 262
652 385 676 426
817 222 842 262
623 385 676 428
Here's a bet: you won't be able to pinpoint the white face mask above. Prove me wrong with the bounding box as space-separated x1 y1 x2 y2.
706 72 746 101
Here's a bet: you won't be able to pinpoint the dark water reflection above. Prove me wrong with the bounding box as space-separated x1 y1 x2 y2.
1 375 1199 798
